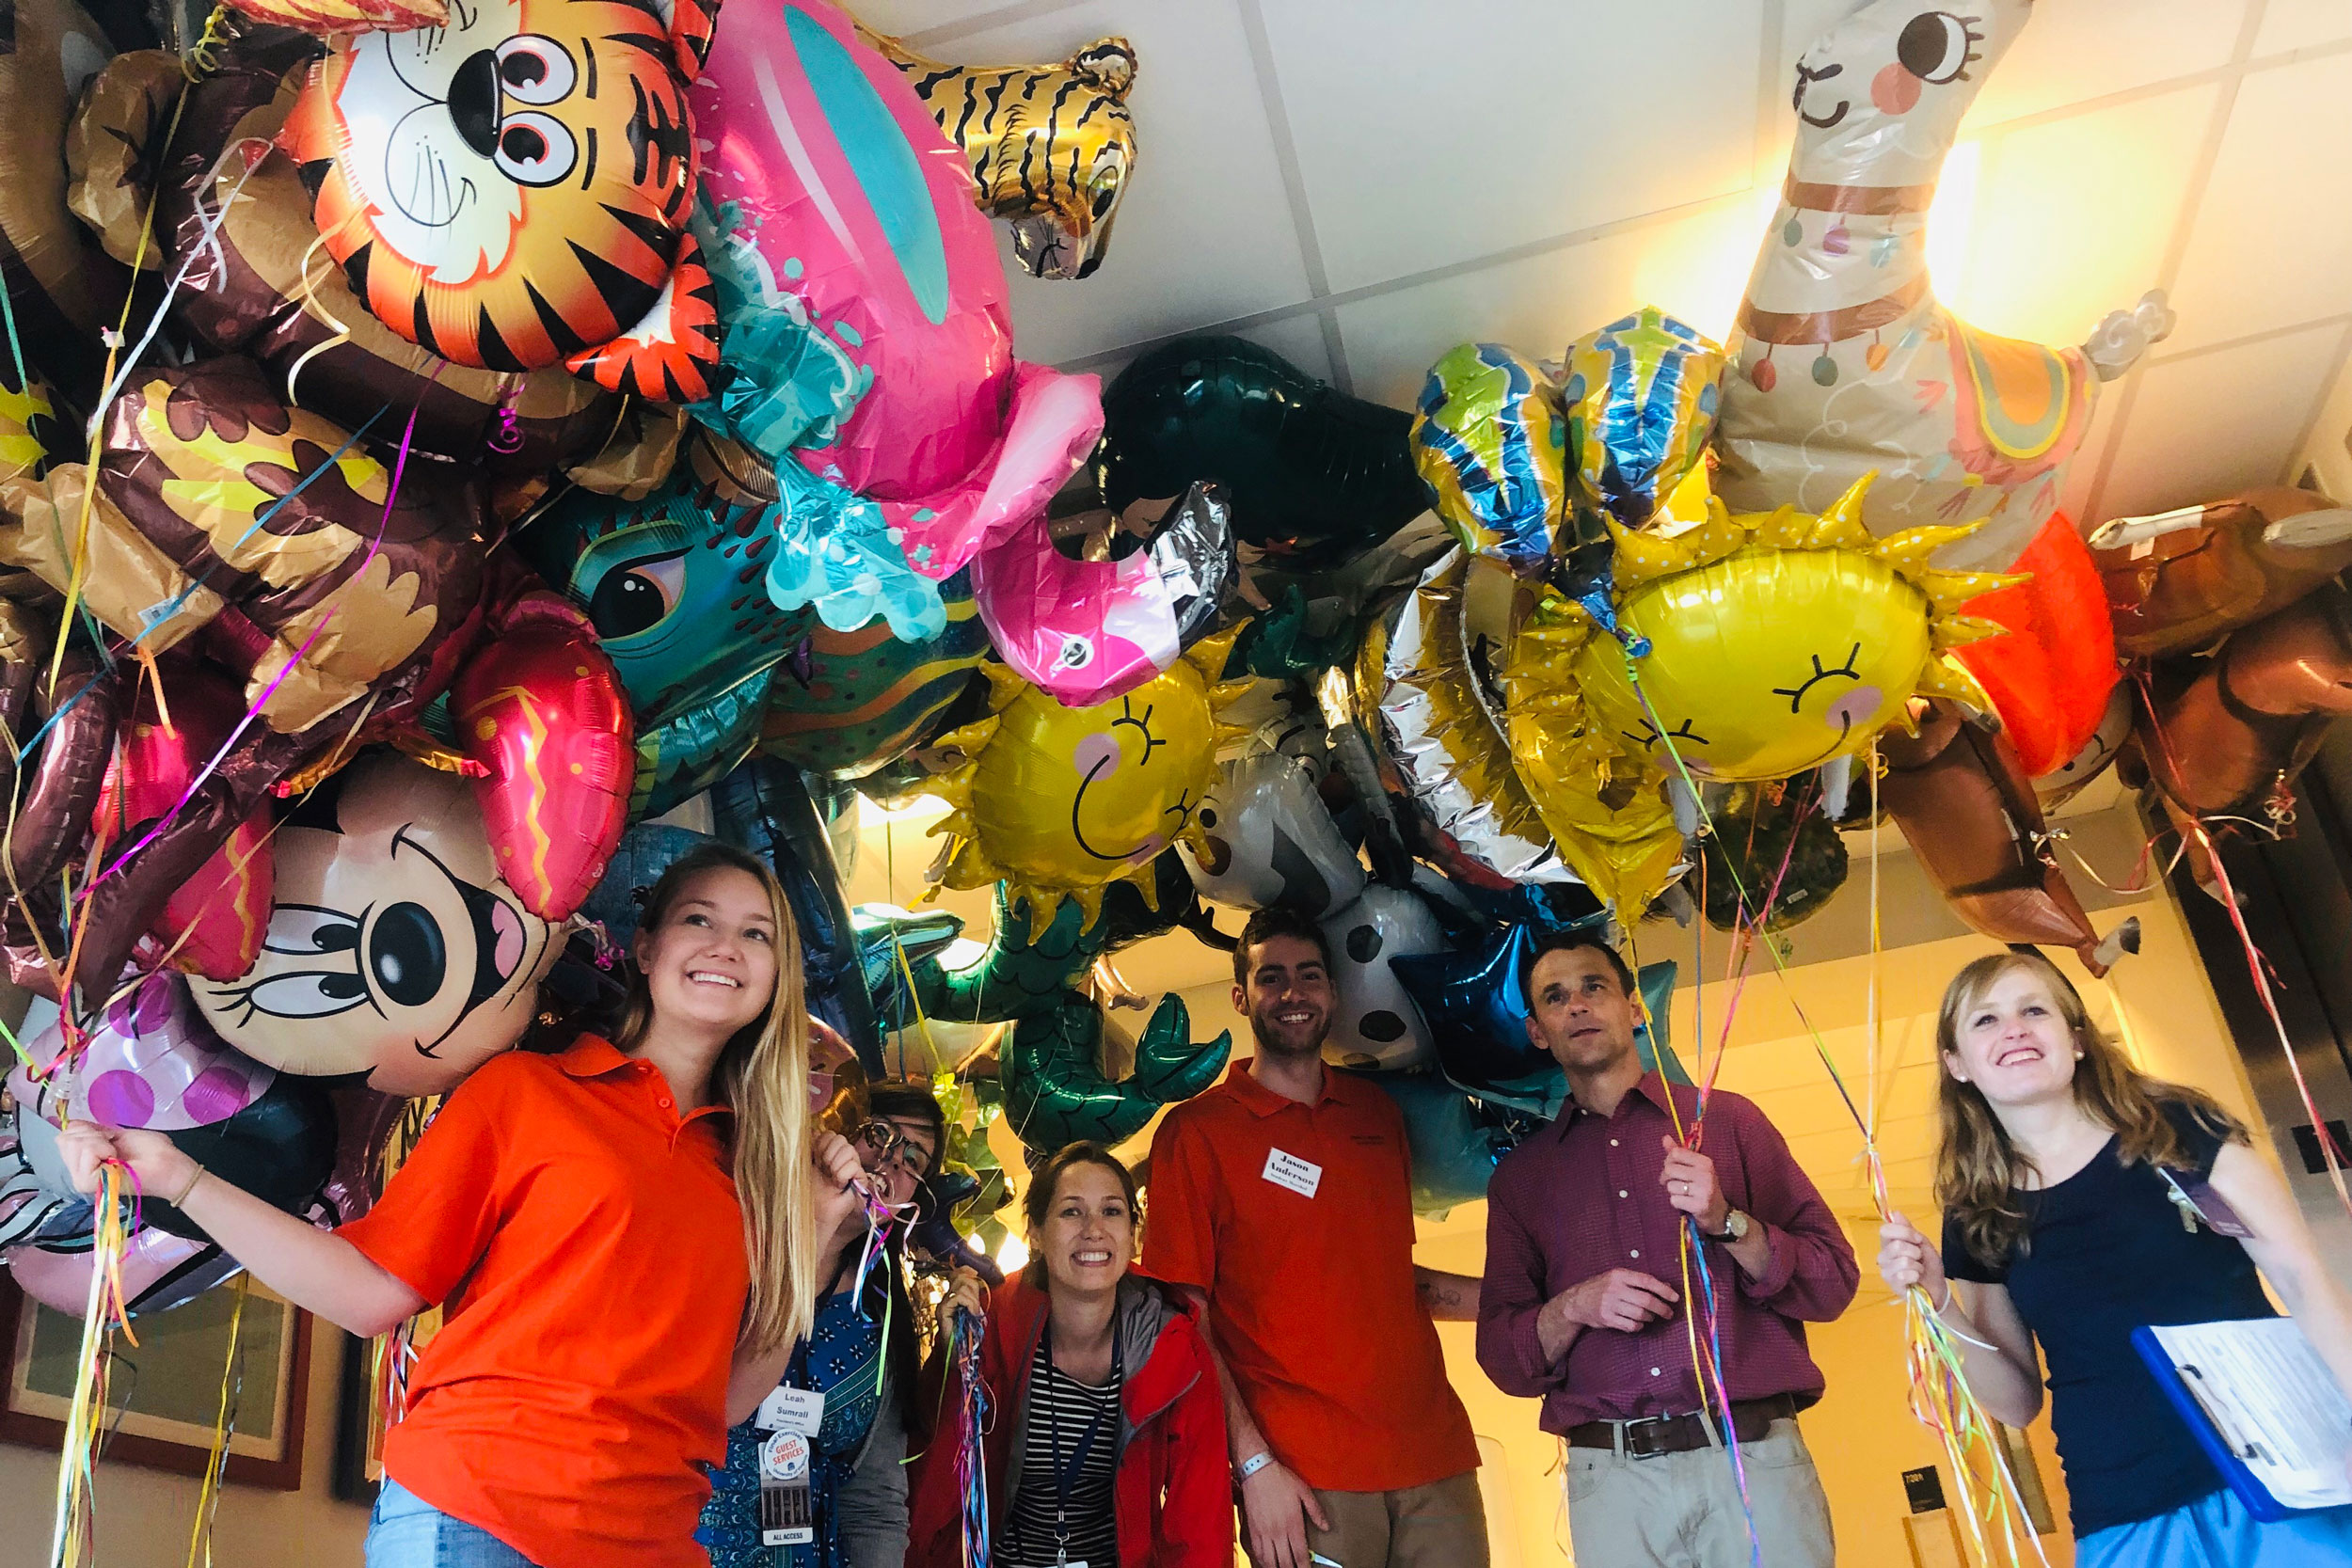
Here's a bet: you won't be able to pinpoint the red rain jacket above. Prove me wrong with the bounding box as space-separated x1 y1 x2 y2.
906 1271 1231 1568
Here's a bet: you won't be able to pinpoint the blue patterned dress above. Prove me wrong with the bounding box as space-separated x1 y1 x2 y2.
697 1289 887 1568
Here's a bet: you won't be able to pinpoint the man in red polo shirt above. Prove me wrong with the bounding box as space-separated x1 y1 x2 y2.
1145 906 1486 1568
1477 927 1857 1567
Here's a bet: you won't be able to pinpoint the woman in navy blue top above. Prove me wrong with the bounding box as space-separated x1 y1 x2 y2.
1878 952 2352 1568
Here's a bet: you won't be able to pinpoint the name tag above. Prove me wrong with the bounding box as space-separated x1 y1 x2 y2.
754 1385 826 1435
1263 1148 1323 1199
2162 1171 2254 1238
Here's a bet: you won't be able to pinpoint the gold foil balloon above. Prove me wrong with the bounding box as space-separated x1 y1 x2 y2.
931 630 1248 933
1502 475 2015 912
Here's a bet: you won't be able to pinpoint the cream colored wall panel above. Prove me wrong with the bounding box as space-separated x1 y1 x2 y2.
1259 0 1764 293
2099 322 2343 518
2167 51 2352 352
2292 337 2352 499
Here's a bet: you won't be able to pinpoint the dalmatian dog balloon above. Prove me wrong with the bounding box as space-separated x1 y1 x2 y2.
1316 884 1442 1073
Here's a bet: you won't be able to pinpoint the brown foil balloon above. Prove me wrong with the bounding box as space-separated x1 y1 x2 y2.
2092 485 2352 658
0 0 133 413
2134 582 2352 822
1879 701 2129 976
64 48 184 270
0 356 486 736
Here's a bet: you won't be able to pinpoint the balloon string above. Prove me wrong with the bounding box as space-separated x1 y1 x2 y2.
1625 654 2050 1567
82 392 425 897
183 1274 248 1568
51 134 265 696
952 1307 993 1568
2125 667 2352 1214
50 1159 139 1568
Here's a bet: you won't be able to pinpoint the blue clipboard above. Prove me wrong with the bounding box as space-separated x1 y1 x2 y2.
2132 1323 2317 1523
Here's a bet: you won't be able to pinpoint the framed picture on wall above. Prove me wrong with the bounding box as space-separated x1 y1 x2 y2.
0 1272 311 1490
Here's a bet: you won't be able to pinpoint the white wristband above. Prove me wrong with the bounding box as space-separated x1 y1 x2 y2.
1236 1451 1274 1481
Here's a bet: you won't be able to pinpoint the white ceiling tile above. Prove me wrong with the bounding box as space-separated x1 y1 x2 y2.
2098 322 2344 517
1332 198 1766 410
1961 0 2248 129
2168 51 2352 353
905 0 1314 365
2058 385 2125 523
2257 0 2352 55
1942 85 2216 347
1258 0 1765 293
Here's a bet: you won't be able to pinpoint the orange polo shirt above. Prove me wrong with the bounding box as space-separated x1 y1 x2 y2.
339 1037 748 1567
1142 1061 1479 1494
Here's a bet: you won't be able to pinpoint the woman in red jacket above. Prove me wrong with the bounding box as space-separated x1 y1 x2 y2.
909 1142 1230 1568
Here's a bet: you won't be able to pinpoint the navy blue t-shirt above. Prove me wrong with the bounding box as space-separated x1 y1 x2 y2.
1944 1101 2275 1539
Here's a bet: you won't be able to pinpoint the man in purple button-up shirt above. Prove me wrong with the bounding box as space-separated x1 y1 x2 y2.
1476 928 1857 1568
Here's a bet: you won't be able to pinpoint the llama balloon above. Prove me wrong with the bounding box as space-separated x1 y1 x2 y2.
689 0 1102 641
1715 0 2174 572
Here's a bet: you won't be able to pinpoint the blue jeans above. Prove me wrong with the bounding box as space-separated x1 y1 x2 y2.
2077 1487 2352 1568
366 1479 542 1568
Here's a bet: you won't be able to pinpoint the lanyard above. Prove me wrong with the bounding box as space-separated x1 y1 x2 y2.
1041 1315 1122 1564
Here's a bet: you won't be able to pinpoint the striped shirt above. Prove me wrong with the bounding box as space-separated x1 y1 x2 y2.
1002 1341 1121 1568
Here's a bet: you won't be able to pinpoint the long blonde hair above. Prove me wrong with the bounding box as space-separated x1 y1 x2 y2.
1933 951 2244 1270
612 843 816 1356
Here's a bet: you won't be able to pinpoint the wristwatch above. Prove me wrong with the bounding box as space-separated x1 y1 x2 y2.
1700 1209 1752 1244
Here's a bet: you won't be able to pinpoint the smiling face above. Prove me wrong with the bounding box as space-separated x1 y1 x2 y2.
1944 961 2083 1111
1788 2 2032 186
1232 931 1334 1063
631 865 781 1046
197 754 561 1096
1525 946 1641 1078
964 664 1219 896
1035 1160 1135 1298
1576 544 1934 781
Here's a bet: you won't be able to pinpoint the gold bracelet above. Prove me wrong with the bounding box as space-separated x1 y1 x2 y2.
168 1166 205 1208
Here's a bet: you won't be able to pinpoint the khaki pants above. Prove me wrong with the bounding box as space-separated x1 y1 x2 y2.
1563 1418 1835 1568
1293 1469 1490 1568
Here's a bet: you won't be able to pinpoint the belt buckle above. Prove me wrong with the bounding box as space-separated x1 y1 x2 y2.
1618 1413 1676 1461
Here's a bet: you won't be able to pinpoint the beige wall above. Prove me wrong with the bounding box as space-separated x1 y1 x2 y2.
0 1331 368 1568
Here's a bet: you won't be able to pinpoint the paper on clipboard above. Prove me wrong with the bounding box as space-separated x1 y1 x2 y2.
2148 1319 2352 1512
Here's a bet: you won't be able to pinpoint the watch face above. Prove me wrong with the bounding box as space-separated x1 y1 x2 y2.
1727 1210 1752 1241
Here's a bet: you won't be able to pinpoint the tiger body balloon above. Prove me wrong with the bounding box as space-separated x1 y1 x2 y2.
280 0 711 376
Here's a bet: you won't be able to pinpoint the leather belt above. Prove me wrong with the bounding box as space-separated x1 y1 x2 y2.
1565 1392 1802 1460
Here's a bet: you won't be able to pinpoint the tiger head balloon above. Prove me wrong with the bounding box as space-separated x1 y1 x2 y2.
279 0 716 378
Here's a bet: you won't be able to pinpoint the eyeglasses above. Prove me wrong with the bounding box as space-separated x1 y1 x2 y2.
850 1120 935 1178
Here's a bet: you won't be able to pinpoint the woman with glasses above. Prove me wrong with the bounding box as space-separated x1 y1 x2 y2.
699 1081 949 1568
906 1142 1231 1568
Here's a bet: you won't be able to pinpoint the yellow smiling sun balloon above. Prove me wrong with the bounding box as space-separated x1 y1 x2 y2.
1502 474 2016 914
1531 472 2017 784
933 628 1250 933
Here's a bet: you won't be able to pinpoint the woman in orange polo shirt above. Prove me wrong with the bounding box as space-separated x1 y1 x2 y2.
58 843 865 1568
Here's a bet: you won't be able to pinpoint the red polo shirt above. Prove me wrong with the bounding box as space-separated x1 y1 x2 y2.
339 1037 748 1567
1143 1061 1479 1494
